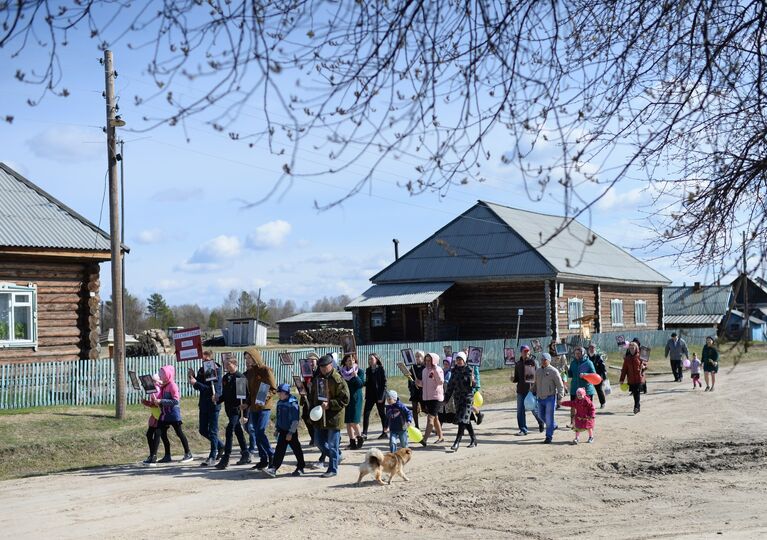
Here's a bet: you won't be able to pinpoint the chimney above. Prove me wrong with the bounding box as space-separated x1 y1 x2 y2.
393 238 400 260
693 281 702 292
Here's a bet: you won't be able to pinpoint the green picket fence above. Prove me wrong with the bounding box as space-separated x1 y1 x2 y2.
0 328 705 410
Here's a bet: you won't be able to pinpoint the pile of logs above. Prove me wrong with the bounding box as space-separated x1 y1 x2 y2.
126 329 172 357
291 328 353 345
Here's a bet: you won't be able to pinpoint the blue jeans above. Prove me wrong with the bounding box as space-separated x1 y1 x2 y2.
246 412 257 453
516 391 543 434
537 395 558 440
389 430 408 453
249 409 274 463
199 405 223 460
316 429 341 473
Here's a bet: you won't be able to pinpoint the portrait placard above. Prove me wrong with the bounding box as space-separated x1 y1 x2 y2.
531 339 543 353
255 382 270 406
639 346 651 362
235 377 248 400
400 348 415 366
279 352 294 366
317 378 329 402
443 345 453 358
128 370 141 390
467 346 483 367
555 343 568 356
292 375 307 396
203 360 218 382
503 348 516 366
300 359 313 378
139 374 157 394
616 335 626 347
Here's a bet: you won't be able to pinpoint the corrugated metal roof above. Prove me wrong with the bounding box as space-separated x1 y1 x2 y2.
663 314 722 325
0 162 112 252
276 311 353 324
728 310 765 325
371 201 670 286
664 286 732 316
347 282 454 308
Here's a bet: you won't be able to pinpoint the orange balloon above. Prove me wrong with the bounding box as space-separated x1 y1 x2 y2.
581 373 603 385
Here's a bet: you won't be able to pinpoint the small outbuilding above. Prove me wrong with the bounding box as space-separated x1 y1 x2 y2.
223 317 269 347
276 311 353 343
663 283 732 331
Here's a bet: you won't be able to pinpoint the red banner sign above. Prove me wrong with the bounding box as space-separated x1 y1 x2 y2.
174 327 203 362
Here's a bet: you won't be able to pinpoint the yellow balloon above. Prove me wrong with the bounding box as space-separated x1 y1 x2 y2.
473 391 484 408
620 383 629 392
407 425 423 443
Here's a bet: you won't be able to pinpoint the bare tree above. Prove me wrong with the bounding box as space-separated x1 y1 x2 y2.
2 1 766 276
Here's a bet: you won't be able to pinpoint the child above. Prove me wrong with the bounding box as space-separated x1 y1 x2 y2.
215 356 251 469
142 374 170 465
264 383 305 477
150 365 193 463
385 390 413 453
560 388 596 444
690 353 703 389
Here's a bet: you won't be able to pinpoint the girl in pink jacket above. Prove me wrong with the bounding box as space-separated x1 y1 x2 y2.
141 374 170 465
560 388 596 444
417 352 445 446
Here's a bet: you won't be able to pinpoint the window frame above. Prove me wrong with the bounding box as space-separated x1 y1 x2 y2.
0 283 38 348
610 298 624 327
567 298 584 329
634 299 647 326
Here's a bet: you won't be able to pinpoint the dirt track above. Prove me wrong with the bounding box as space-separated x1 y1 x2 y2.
1 364 766 540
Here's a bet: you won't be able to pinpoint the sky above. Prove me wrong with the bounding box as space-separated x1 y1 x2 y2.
0 11 716 310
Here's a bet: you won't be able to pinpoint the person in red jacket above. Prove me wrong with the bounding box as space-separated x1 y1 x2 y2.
620 341 644 414
560 388 596 444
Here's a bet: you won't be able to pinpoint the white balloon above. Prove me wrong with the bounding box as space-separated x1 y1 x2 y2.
310 405 323 421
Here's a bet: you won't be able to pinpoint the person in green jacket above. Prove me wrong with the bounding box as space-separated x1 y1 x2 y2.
567 346 596 427
702 336 720 391
308 354 350 478
340 354 365 449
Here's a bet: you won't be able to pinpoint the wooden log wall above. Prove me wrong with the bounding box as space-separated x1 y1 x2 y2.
440 281 548 339
0 257 101 364
599 285 662 334
556 282 599 338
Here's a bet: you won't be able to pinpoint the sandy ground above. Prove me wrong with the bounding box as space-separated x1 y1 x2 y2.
1 364 766 540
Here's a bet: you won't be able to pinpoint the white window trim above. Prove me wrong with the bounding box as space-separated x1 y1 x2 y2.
634 299 647 326
568 298 584 329
610 299 624 327
0 283 38 348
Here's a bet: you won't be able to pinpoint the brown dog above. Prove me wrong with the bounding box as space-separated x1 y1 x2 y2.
356 447 412 485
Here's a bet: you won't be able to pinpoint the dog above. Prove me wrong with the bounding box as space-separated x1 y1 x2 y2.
356 447 412 485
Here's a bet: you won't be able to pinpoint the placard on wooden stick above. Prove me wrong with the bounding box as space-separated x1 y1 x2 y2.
396 361 413 380
279 352 294 366
400 348 415 366
292 375 307 396
467 346 483 367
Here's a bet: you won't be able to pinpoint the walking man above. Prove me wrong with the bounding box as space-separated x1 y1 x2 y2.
664 332 689 382
309 354 350 478
535 353 565 444
512 345 544 435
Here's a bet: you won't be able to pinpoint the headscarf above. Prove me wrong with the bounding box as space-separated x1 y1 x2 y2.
340 359 359 381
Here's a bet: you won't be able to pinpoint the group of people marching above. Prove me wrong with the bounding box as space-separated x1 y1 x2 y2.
140 333 720 475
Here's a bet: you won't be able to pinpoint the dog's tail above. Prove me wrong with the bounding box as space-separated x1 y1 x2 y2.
366 447 384 466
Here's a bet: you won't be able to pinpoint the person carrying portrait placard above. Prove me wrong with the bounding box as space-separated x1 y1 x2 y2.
308 354 350 478
188 350 224 467
214 354 251 469
408 350 426 429
512 345 544 436
244 349 277 471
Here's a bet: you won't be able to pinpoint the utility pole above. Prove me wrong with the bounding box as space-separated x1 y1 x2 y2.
120 140 126 332
104 50 126 419
743 231 749 353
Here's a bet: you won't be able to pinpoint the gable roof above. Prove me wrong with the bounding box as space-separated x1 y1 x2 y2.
0 162 113 254
371 200 670 286
664 285 732 317
277 311 353 324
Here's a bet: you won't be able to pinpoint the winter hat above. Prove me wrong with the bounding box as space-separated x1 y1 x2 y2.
541 352 552 362
277 383 291 394
520 345 531 352
306 352 320 361
576 387 586 398
318 354 333 367
454 352 467 362
386 390 398 401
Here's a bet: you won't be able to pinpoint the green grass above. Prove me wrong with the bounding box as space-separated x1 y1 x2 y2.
1 343 765 482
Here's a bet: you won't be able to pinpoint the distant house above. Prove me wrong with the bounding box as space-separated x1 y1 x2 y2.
276 311 353 343
346 200 671 344
223 317 269 347
725 310 767 342
663 283 732 331
0 162 125 364
98 329 139 358
731 276 767 312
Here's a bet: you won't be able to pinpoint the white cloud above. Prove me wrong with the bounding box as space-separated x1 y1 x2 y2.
135 228 166 245
174 261 224 273
190 235 242 263
596 187 644 211
246 220 292 249
26 126 102 162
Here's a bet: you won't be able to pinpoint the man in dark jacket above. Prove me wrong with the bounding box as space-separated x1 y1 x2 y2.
308 354 350 478
188 350 223 466
512 345 544 435
215 355 251 469
587 343 608 409
665 332 689 382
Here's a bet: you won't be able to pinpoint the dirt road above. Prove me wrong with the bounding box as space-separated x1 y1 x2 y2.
2 364 766 540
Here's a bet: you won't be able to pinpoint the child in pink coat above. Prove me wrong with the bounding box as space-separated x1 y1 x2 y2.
560 387 596 444
141 374 170 464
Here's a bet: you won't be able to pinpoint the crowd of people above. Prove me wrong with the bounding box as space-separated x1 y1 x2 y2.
139 333 720 477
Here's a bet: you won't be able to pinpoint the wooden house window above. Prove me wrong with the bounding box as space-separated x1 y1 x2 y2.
0 284 37 347
634 300 647 326
610 299 624 327
568 298 583 329
370 308 385 327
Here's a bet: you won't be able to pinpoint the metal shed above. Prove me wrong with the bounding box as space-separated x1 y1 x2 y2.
223 317 269 347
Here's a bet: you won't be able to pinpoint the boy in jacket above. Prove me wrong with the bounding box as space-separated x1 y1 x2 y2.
188 350 224 466
264 383 306 477
385 390 414 453
215 355 251 469
308 354 350 478
244 349 278 470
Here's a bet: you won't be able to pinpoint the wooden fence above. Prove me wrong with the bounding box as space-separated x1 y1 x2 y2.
0 328 708 410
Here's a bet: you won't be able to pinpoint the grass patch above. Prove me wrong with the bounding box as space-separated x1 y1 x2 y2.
1 344 765 482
